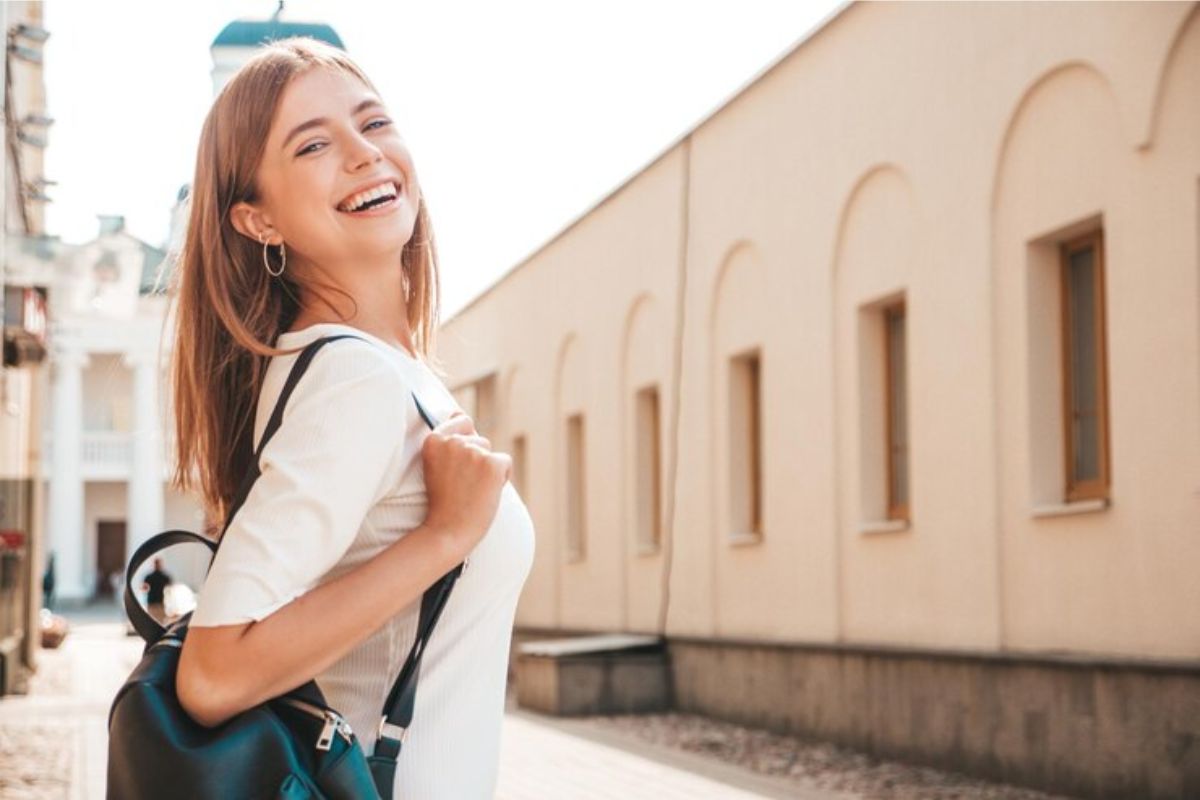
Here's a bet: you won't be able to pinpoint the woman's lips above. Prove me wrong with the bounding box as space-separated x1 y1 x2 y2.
338 188 403 217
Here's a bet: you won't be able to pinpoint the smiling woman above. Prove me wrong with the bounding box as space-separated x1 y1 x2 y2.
142 35 535 800
226 66 426 334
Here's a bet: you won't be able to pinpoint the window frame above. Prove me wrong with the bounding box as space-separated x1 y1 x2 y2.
634 384 663 553
883 300 909 522
728 347 764 539
1058 228 1112 502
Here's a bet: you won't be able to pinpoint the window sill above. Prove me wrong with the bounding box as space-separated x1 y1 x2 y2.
859 519 910 535
1031 498 1109 518
727 531 763 547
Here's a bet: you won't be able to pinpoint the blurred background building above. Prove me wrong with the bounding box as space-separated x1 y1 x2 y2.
435 2 1200 797
0 0 51 696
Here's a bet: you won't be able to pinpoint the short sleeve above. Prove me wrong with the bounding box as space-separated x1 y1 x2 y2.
190 341 411 627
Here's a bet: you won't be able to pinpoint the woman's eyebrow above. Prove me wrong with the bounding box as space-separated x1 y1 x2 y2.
281 98 385 152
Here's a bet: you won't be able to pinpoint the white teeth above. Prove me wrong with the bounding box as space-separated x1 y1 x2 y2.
339 181 400 212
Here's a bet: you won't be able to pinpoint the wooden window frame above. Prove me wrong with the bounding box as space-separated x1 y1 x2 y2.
729 348 763 538
883 301 909 522
635 384 662 551
1059 229 1112 502
565 412 586 561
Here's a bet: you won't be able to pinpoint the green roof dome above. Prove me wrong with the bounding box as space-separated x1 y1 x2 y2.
212 16 344 50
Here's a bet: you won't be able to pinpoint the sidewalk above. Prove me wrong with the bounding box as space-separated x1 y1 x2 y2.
0 604 140 800
0 604 829 799
497 708 842 799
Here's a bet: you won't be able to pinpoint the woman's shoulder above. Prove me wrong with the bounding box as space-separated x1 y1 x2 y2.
254 334 417 440
269 332 410 392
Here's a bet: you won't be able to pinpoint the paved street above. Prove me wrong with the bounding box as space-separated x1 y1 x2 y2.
0 604 827 799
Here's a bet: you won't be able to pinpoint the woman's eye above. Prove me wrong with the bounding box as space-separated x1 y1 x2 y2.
297 119 391 156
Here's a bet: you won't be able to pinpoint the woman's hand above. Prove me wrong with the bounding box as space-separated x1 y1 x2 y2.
420 411 511 560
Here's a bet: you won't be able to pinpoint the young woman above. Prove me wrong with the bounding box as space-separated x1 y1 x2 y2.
169 37 536 798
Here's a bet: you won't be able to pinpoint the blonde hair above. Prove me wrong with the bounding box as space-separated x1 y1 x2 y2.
166 36 445 532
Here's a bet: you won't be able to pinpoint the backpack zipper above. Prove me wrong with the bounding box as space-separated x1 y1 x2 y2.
278 696 355 751
149 640 353 751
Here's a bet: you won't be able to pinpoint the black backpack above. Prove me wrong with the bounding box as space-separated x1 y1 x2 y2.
107 334 462 799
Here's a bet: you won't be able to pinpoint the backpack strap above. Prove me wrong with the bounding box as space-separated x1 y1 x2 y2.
124 334 362 643
368 390 464 800
123 332 465 796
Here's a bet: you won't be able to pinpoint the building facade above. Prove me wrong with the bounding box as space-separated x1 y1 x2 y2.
0 0 51 696
435 3 1200 797
38 212 211 607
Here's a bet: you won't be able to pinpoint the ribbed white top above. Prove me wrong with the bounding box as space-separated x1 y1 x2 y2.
190 322 536 798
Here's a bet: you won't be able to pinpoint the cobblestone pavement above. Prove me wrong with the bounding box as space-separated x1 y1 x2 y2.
0 604 144 800
0 605 1076 799
556 711 1077 800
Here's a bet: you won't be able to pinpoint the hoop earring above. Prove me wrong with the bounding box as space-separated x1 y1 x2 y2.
260 232 286 277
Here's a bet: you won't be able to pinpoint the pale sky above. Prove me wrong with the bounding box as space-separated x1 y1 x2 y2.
42 0 844 319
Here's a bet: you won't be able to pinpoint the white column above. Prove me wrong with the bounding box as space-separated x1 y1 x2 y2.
47 346 88 603
123 348 164 560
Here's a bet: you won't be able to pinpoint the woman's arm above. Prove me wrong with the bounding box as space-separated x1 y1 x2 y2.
176 521 458 728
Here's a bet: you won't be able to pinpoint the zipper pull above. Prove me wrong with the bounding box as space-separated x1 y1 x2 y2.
337 717 355 741
316 712 337 751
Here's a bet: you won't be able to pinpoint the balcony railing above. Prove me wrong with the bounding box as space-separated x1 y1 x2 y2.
41 430 178 481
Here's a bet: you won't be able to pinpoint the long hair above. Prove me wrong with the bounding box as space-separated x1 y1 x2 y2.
166 37 445 533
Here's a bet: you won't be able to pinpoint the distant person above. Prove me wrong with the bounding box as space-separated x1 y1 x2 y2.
141 558 173 623
42 552 56 610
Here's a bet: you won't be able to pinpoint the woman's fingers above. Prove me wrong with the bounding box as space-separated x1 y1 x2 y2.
457 434 492 451
436 411 477 436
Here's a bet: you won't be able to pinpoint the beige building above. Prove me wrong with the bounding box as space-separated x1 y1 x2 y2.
0 0 51 695
437 2 1200 797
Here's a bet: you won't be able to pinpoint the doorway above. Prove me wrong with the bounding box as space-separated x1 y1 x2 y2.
95 520 126 598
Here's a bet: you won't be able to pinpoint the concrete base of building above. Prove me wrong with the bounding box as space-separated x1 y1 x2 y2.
514 627 1200 799
515 635 671 716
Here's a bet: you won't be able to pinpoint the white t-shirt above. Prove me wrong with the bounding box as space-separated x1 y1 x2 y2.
190 321 536 799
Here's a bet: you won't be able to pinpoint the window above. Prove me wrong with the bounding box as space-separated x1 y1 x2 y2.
729 349 763 539
511 433 528 500
883 301 909 521
474 373 498 439
1060 230 1111 501
634 385 662 552
565 413 586 561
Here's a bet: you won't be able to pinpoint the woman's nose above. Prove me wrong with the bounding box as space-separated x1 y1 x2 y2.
345 134 384 171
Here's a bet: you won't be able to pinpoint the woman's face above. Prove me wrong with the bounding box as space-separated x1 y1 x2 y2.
232 67 420 275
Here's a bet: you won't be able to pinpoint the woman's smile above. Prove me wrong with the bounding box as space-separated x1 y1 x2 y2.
338 189 404 218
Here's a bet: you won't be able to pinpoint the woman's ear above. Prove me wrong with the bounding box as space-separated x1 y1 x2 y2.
229 201 274 245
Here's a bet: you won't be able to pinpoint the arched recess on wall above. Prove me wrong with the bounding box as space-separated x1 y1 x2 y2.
554 332 588 573
709 239 769 529
989 61 1124 513
705 239 770 627
990 61 1123 218
830 163 919 532
1145 0 1200 399
618 292 670 628
1142 3 1200 148
987 56 1147 653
